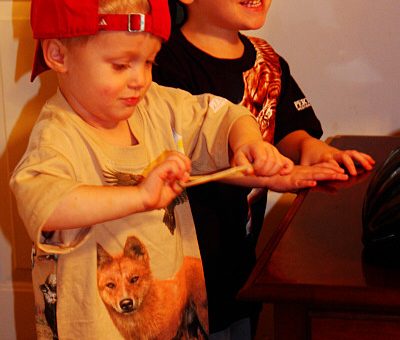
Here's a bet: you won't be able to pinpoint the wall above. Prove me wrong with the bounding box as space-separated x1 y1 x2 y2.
256 0 400 138
0 1 399 338
0 1 57 339
251 0 400 236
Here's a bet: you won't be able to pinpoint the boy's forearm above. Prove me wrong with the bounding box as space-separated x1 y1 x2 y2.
276 130 314 163
43 185 146 231
228 115 263 152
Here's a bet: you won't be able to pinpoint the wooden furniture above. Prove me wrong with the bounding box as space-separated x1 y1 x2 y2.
239 135 400 340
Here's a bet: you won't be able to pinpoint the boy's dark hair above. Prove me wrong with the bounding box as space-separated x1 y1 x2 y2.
168 0 187 28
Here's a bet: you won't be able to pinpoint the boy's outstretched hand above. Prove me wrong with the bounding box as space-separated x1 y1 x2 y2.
249 163 350 192
300 138 375 175
139 151 191 210
222 162 349 190
231 140 294 177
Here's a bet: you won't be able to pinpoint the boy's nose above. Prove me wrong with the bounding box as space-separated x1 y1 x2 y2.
127 66 147 90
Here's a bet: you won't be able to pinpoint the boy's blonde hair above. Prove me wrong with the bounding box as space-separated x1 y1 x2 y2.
99 0 150 14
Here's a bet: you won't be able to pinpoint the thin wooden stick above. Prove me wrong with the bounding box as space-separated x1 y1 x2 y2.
183 165 252 188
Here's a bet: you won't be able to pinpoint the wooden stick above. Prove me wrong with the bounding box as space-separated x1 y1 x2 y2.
183 165 252 188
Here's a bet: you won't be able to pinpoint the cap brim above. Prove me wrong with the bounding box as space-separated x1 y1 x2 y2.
31 41 49 82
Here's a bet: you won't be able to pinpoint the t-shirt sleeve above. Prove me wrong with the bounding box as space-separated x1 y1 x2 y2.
274 56 323 144
151 84 254 174
183 94 253 174
9 145 90 254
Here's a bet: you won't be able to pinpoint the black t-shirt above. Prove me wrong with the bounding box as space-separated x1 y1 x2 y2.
153 29 323 332
153 30 322 143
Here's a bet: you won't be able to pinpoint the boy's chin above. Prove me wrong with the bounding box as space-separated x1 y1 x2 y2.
240 18 267 31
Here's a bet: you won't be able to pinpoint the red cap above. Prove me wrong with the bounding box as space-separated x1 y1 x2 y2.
30 0 171 81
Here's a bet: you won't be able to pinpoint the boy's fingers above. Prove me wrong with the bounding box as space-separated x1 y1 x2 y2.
349 151 375 171
296 180 318 188
251 145 283 175
340 154 358 176
314 161 345 173
164 152 191 174
313 171 348 181
232 152 253 170
254 159 281 176
279 157 294 175
333 150 375 175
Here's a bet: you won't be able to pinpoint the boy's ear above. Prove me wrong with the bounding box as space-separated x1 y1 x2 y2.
41 39 68 74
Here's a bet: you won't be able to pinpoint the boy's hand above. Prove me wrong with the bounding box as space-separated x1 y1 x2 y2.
222 163 349 190
139 151 191 210
253 163 350 192
231 141 294 177
300 138 375 176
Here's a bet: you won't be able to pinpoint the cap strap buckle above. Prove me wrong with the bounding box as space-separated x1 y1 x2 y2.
128 13 145 32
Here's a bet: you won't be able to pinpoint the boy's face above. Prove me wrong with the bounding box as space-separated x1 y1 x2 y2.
185 0 271 31
59 31 161 128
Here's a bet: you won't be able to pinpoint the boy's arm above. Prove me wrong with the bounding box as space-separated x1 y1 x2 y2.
220 163 349 190
43 151 190 231
275 130 307 163
276 130 375 175
228 115 293 176
43 185 146 230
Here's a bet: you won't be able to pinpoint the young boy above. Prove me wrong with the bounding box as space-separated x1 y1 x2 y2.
9 0 300 338
152 0 375 337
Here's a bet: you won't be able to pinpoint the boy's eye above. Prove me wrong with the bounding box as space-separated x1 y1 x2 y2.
146 59 157 67
112 63 128 71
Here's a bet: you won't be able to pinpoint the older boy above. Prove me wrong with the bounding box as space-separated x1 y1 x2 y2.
9 0 298 338
153 0 375 338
